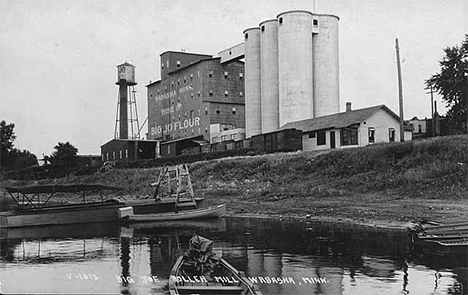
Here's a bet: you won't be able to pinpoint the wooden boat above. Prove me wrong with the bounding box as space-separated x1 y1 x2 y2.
120 164 226 223
120 204 226 222
169 236 262 295
0 183 203 228
411 222 468 256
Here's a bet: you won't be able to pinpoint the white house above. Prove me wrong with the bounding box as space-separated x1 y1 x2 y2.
281 103 413 151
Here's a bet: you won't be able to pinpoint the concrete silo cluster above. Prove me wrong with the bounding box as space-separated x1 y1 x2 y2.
243 10 340 138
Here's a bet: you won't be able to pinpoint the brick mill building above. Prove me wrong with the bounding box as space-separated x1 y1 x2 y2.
146 51 245 156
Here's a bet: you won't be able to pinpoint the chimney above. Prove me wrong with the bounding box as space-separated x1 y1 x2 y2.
346 102 352 112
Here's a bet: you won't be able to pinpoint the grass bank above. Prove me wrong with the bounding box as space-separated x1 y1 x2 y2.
3 135 467 228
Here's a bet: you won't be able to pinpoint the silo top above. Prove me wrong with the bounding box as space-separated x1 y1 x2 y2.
259 19 278 27
277 10 314 19
315 13 340 20
243 27 260 34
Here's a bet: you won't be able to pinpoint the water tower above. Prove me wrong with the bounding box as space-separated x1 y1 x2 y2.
115 62 141 139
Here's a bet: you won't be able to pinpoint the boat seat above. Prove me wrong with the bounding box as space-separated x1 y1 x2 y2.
177 285 244 295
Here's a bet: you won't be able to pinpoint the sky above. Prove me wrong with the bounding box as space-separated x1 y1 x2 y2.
1 0 467 159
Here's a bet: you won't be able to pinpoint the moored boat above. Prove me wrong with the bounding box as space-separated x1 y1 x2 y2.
0 184 204 228
119 204 226 222
169 235 262 295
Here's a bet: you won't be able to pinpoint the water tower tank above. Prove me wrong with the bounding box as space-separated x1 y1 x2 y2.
313 14 340 117
277 10 314 127
243 27 262 138
260 19 279 133
117 62 137 85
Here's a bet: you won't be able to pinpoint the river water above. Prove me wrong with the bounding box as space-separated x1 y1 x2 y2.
0 217 466 295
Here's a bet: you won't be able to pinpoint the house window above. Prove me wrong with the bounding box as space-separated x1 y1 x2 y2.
308 132 316 139
125 149 128 158
317 130 326 145
176 60 181 68
112 151 116 160
313 19 318 26
102 154 105 161
239 73 243 80
198 91 201 97
205 106 208 115
244 33 248 40
106 153 109 161
231 134 237 140
119 150 122 159
209 70 213 78
239 91 243 98
190 74 193 81
205 127 208 133
279 17 283 25
216 107 220 114
418 124 422 133
177 79 180 85
184 76 187 84
368 128 375 143
191 92 194 99
224 71 228 78
232 107 236 114
209 90 213 97
212 136 218 142
341 127 358 146
166 60 169 68
221 135 228 141
261 25 265 32
389 128 396 142
168 146 170 155
224 90 228 98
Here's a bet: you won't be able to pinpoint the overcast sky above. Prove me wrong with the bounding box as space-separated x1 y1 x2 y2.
1 0 467 158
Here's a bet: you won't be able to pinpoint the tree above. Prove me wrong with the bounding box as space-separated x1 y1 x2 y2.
50 142 79 165
6 149 38 170
426 35 468 134
1 120 16 171
0 121 38 172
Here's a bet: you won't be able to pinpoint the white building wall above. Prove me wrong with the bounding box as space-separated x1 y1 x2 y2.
361 110 402 145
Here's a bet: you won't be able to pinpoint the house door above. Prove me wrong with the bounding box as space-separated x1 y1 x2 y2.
330 131 336 149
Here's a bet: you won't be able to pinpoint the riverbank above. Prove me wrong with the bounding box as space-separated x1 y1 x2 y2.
2 135 467 230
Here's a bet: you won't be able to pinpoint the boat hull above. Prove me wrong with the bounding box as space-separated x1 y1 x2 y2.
123 204 226 222
0 198 204 228
169 256 261 295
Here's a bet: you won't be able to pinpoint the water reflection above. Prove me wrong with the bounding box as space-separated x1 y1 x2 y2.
0 217 466 295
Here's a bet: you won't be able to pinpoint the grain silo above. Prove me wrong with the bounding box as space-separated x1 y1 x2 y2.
243 27 262 137
259 19 279 133
313 14 340 117
277 10 314 127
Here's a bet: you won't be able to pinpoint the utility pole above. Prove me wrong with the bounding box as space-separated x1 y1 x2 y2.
425 86 435 137
395 38 405 142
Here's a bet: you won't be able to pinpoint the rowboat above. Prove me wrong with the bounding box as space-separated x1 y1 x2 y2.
119 204 226 222
0 184 204 228
169 235 262 295
411 222 468 256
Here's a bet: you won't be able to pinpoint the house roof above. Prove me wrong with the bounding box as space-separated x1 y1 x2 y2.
281 105 402 132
